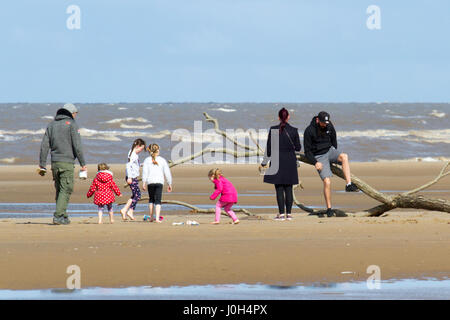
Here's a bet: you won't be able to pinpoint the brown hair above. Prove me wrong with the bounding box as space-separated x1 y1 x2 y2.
98 163 110 171
278 107 289 133
128 138 146 162
147 143 160 165
208 168 222 180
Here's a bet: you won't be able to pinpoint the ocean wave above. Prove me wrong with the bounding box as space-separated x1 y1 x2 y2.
382 114 427 119
103 117 150 124
210 107 236 112
429 110 446 118
171 130 261 144
0 129 46 136
0 134 19 142
119 124 153 129
78 128 171 141
337 129 450 144
103 117 153 129
0 157 18 164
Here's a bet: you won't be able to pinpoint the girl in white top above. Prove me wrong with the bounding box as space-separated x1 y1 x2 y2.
120 138 146 221
142 144 173 223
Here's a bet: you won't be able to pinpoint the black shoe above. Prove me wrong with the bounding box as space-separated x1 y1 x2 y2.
326 208 334 217
62 217 71 225
345 183 359 192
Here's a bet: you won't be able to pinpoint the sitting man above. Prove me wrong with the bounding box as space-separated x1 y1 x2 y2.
303 111 359 217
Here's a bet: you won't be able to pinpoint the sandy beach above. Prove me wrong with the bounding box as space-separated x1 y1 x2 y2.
0 162 449 290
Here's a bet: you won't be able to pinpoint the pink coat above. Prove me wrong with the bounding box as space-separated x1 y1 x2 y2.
210 176 238 203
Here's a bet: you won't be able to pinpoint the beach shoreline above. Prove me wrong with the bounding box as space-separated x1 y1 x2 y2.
0 162 449 290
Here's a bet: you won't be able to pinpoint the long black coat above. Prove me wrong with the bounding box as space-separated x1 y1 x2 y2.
262 123 301 185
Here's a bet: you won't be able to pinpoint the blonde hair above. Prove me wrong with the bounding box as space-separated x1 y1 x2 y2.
147 144 160 165
208 168 222 180
98 163 110 171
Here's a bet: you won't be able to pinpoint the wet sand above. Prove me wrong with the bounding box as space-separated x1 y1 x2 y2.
0 162 449 290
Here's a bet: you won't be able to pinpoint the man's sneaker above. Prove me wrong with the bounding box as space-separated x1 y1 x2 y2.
53 217 64 225
273 215 286 221
62 217 71 225
345 183 359 192
286 214 293 221
326 208 334 218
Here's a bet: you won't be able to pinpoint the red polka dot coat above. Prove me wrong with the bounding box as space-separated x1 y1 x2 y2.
87 170 122 205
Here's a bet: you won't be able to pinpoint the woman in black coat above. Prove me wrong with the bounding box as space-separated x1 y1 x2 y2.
260 108 301 220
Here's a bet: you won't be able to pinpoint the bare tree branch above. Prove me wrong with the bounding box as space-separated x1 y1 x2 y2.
402 161 450 196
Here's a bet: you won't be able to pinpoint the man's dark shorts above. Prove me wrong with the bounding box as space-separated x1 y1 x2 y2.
314 147 343 180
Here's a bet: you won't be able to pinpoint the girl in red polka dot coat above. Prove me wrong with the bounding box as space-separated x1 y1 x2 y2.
87 163 122 224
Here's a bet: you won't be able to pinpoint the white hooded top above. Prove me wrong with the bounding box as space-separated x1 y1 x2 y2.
142 155 172 186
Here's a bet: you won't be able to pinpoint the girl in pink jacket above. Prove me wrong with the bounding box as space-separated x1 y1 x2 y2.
208 168 239 224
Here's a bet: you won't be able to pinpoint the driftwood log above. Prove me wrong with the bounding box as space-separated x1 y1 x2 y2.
122 112 450 217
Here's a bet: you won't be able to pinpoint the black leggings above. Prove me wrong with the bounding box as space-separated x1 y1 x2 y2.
275 184 293 214
147 183 163 205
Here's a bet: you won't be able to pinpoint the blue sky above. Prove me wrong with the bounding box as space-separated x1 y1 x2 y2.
0 0 449 103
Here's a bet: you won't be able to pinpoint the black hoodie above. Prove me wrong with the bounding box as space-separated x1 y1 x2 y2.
303 116 337 165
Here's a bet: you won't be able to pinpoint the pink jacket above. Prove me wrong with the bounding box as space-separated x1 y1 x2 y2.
210 176 238 203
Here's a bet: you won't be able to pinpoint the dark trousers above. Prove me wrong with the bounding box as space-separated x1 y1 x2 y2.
147 183 163 205
275 184 293 214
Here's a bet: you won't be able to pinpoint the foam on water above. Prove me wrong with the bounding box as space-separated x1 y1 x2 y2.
1 279 449 300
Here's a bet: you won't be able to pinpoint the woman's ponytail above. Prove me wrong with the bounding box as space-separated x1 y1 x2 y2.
278 107 289 134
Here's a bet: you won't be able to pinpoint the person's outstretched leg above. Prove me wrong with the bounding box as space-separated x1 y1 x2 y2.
121 199 132 220
323 178 332 208
323 177 334 217
274 184 286 219
155 204 162 223
338 152 359 192
154 184 163 223
148 203 154 221
284 185 293 217
53 163 74 223
212 201 223 224
107 203 114 223
338 153 351 184
98 206 103 224
126 179 140 220
224 202 239 224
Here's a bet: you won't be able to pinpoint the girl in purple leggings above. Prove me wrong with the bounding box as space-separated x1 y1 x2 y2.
120 138 146 220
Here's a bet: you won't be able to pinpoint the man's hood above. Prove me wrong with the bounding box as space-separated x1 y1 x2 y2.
96 170 113 183
55 114 73 121
55 108 74 121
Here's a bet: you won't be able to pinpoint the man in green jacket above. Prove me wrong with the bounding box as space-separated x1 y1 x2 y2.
39 103 87 225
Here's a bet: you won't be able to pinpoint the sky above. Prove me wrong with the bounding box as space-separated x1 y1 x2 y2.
0 0 449 103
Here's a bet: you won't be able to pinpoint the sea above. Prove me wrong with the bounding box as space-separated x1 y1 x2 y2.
0 102 449 165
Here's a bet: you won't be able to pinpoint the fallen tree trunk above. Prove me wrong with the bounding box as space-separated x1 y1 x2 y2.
117 197 262 219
